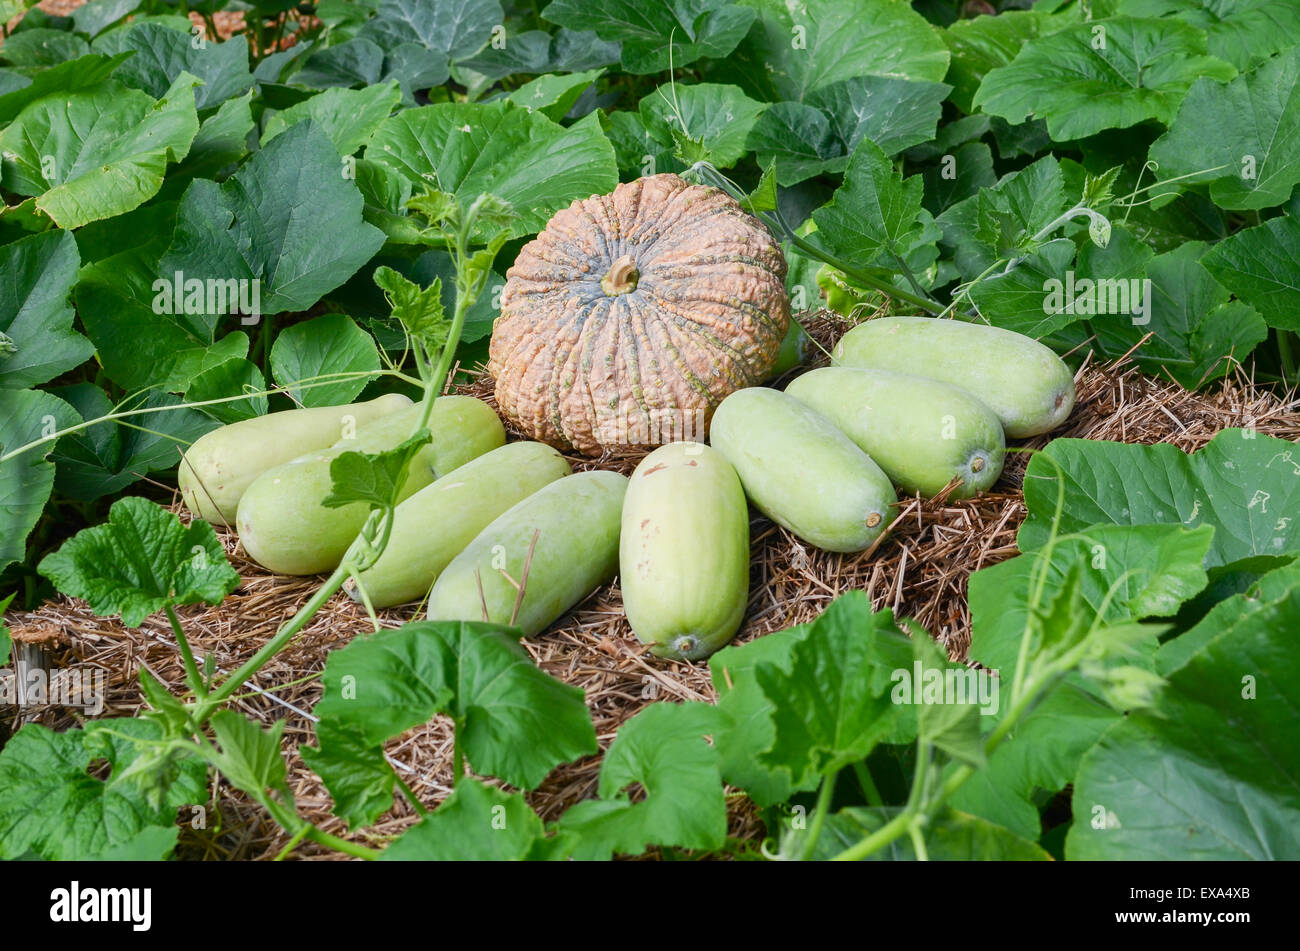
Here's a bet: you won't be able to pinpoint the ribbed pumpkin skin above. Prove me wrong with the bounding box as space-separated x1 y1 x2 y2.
490 173 791 455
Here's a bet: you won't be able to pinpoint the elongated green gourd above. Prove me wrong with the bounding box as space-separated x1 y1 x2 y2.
832 316 1075 437
236 397 504 575
344 442 573 608
785 367 1005 499
620 442 749 661
179 393 412 525
426 470 627 636
709 387 896 552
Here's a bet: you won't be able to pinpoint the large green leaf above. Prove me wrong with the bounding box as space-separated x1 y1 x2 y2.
1149 47 1300 211
709 623 815 807
720 0 949 102
1200 212 1300 330
312 621 597 790
636 82 766 170
51 385 218 501
0 52 132 125
161 120 386 317
0 389 81 571
0 72 200 229
269 314 381 408
0 230 93 390
0 718 205 861
96 24 253 111
359 0 502 62
1105 0 1300 69
1067 577 1300 859
365 100 617 240
1020 430 1300 568
749 77 949 185
811 137 933 276
973 17 1236 140
967 239 1079 339
37 496 239 626
942 9 1080 114
756 593 915 786
1077 235 1267 387
261 80 401 156
553 702 727 860
381 778 546 860
543 0 754 74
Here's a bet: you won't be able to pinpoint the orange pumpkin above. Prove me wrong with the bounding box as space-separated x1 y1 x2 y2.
490 174 790 455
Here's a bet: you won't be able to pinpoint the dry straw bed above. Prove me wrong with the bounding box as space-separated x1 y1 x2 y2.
5 311 1298 860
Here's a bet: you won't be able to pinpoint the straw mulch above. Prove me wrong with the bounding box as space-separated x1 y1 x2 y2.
5 310 1298 860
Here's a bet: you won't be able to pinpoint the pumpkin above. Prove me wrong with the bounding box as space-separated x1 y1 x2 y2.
489 173 791 455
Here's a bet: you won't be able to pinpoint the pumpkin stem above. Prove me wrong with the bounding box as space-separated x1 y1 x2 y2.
601 255 640 296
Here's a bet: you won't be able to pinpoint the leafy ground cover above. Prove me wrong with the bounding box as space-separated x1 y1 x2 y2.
1 0 1299 860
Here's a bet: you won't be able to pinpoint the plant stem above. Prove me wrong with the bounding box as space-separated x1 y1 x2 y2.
305 826 382 860
273 825 312 861
830 811 910 862
799 766 840 860
199 564 348 714
393 770 429 817
165 605 207 699
853 761 883 808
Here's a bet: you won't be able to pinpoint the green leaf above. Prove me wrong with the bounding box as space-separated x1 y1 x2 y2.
1020 430 1300 568
1200 212 1300 330
542 0 755 74
313 621 597 789
0 718 204 860
161 120 386 318
321 431 431 511
967 239 1080 339
0 593 12 667
0 52 132 125
756 593 915 786
73 0 143 39
636 82 766 170
261 81 401 156
507 69 603 122
294 37 386 90
1158 557 1300 675
1149 48 1300 211
373 264 448 351
270 314 381 408
359 0 502 63
299 720 398 830
811 137 932 275
50 385 218 501
921 141 997 216
381 778 546 860
0 72 200 229
186 357 267 423
0 388 82 571
554 702 726 860
96 24 253 111
0 230 93 390
709 623 815 807
909 623 987 769
365 100 617 241
973 17 1236 141
1078 235 1267 387
1067 578 1300 859
786 806 1053 861
941 8 1079 114
970 523 1213 676
720 0 949 102
1 30 90 68
168 89 256 187
1107 0 1300 70
37 496 240 627
208 712 293 808
749 77 949 185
